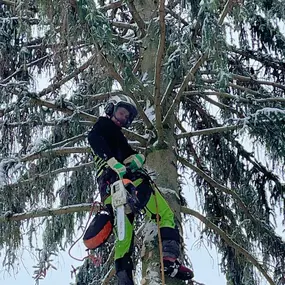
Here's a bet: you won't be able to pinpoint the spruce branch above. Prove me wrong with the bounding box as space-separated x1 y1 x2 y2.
6 162 94 188
38 54 97 97
202 95 243 117
177 156 255 221
163 0 233 125
181 206 275 285
29 96 98 122
176 125 241 139
1 203 96 222
21 147 90 162
232 74 285 91
0 54 50 84
0 0 15 6
99 1 123 12
154 0 166 146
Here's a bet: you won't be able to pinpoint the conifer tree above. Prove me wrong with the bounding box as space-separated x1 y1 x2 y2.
0 0 285 285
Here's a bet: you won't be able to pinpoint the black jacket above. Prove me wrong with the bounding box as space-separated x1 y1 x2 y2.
88 116 136 163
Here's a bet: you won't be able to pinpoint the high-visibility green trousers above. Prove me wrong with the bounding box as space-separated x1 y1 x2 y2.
104 179 179 273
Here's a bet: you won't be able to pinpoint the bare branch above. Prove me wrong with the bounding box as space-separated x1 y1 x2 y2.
181 206 275 285
7 162 94 188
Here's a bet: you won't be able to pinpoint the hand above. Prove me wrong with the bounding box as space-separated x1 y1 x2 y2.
107 157 126 179
123 154 145 172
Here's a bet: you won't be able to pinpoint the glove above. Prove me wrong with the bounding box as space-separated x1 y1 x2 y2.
107 157 126 179
123 153 145 172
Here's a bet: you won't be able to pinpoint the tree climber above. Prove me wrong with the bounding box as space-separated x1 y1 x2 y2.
87 95 194 285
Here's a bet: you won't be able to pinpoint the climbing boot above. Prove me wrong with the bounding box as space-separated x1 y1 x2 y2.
163 256 194 280
162 239 194 280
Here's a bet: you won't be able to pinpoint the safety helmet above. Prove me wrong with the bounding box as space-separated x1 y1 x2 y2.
105 95 138 128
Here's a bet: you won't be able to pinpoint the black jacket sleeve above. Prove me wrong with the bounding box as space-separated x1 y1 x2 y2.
88 117 136 162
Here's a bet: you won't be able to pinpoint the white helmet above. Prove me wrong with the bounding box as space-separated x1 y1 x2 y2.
105 95 138 127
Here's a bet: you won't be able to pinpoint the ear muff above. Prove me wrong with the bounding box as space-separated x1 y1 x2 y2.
105 103 114 116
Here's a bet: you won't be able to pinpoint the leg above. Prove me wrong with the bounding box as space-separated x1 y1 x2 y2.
98 175 135 285
138 181 194 280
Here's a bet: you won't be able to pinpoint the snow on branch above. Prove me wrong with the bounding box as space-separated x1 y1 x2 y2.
7 162 94 188
1 203 96 223
0 0 15 7
163 0 233 125
176 125 241 139
177 156 255 221
29 95 98 122
21 146 90 162
37 54 96 97
181 206 275 285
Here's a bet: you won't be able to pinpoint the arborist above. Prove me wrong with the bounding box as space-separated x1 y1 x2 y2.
87 94 194 284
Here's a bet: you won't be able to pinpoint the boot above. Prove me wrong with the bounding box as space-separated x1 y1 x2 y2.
162 239 194 280
117 270 134 285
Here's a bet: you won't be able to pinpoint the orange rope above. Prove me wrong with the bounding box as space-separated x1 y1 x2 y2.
68 201 101 263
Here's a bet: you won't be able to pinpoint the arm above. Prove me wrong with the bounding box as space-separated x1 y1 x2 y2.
88 123 113 160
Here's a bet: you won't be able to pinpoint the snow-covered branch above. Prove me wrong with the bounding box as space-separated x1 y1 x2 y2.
176 125 241 139
1 203 96 223
163 0 233 125
181 206 275 285
177 156 255 221
29 96 98 121
21 147 90 162
37 54 96 97
6 162 94 188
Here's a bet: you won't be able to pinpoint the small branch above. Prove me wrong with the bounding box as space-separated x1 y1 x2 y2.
154 0 166 145
1 203 96 222
29 96 98 122
163 53 208 124
38 54 96 97
99 1 123 12
181 206 275 285
6 162 94 188
176 125 241 139
111 21 137 31
184 90 250 103
163 0 234 125
0 54 50 84
177 156 255 221
21 147 90 162
0 0 15 6
202 95 244 117
165 8 189 26
218 0 233 25
126 0 146 37
232 74 285 91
